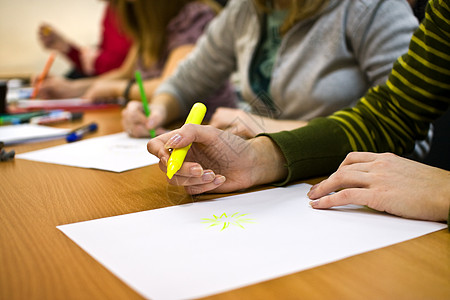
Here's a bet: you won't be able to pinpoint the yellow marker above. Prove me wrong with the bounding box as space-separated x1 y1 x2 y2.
166 102 207 179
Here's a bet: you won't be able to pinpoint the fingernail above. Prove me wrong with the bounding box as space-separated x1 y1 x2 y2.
307 184 318 197
202 171 215 182
190 165 203 176
147 119 154 128
161 156 168 166
309 199 320 207
214 175 226 185
165 134 182 149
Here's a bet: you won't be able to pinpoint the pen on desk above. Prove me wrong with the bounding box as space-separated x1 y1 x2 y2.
31 52 56 99
166 102 207 179
66 122 98 142
134 70 156 138
0 111 49 125
30 111 83 125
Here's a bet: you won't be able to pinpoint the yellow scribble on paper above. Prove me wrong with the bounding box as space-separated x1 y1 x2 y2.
202 212 255 231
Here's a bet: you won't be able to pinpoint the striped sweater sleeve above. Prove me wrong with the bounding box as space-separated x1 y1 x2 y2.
329 0 450 155
263 0 450 183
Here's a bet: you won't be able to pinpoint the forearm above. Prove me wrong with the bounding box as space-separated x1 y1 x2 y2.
263 119 308 134
439 172 450 223
260 117 351 185
127 78 162 101
250 136 288 186
66 77 97 95
151 93 182 126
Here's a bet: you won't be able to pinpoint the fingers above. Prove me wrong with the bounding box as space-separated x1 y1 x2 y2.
309 188 369 209
169 168 217 187
225 123 255 139
147 131 175 159
148 133 200 171
163 124 222 149
147 104 165 130
184 175 227 194
156 154 226 194
122 101 150 137
209 107 235 129
308 166 371 200
81 88 96 103
165 163 226 195
210 108 260 138
338 152 378 169
307 152 391 209
147 124 229 193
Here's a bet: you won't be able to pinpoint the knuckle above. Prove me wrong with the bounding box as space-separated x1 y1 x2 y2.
372 158 389 169
380 152 395 159
183 123 195 130
331 170 346 182
345 152 356 161
158 160 166 172
338 189 353 202
185 185 204 195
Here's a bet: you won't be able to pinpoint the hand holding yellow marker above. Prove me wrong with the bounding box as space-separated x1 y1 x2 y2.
166 102 207 179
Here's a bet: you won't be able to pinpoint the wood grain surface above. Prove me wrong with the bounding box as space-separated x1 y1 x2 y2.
1 108 449 300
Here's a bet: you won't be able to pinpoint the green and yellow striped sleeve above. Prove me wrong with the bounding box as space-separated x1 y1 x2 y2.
264 0 450 183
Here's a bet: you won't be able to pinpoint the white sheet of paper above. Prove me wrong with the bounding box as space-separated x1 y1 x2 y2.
17 132 158 172
16 98 89 108
0 124 70 145
57 184 446 300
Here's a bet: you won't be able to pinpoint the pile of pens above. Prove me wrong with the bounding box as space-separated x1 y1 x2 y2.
0 110 83 125
0 51 100 155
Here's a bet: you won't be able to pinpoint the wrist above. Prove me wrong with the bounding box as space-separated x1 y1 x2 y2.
115 80 128 98
121 78 135 106
437 170 450 221
148 103 167 128
152 93 180 125
250 136 288 186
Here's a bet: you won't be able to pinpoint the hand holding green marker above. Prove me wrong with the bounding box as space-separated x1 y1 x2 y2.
166 102 207 179
135 70 156 138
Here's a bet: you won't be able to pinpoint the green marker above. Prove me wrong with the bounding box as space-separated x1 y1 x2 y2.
0 111 48 125
134 70 156 138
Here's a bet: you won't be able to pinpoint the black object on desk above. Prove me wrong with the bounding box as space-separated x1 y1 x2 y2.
0 80 7 114
0 141 15 161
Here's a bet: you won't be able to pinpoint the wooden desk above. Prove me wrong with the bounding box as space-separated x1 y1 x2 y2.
1 108 449 299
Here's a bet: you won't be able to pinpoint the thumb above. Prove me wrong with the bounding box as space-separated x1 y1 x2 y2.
163 124 221 150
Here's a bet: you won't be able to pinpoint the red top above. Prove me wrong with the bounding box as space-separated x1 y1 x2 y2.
66 4 132 76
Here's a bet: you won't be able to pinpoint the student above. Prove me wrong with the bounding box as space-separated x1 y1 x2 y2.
407 0 429 21
37 0 235 116
147 0 450 224
122 0 418 139
38 2 132 78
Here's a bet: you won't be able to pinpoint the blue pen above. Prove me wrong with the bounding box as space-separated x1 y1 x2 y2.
66 122 98 142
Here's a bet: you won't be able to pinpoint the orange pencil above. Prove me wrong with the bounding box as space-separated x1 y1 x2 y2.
31 52 55 99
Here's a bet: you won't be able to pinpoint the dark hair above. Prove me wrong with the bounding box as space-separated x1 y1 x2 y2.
110 0 220 67
411 0 428 22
